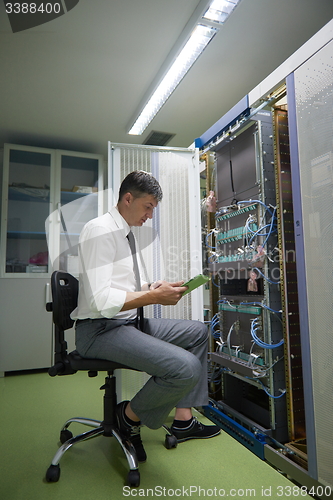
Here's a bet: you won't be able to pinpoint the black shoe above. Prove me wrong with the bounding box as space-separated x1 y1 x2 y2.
171 417 221 443
116 400 147 463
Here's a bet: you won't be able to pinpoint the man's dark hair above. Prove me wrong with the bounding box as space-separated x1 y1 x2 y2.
118 170 163 202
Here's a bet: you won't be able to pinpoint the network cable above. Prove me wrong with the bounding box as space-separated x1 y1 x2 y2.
244 210 277 248
205 229 217 249
239 301 282 317
208 252 219 264
252 267 280 285
252 356 284 378
207 358 223 394
246 377 286 399
262 207 277 247
238 199 275 217
226 321 238 359
210 313 221 340
250 317 284 349
211 274 220 288
217 298 237 309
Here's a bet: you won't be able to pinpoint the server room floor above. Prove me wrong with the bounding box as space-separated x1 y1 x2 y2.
0 370 312 499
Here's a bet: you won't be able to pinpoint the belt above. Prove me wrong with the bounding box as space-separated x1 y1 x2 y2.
76 317 137 325
76 318 99 324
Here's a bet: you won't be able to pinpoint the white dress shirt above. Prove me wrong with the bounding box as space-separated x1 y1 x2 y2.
71 206 146 320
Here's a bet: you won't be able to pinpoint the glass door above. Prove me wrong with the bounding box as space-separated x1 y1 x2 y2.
54 151 104 274
1 145 54 276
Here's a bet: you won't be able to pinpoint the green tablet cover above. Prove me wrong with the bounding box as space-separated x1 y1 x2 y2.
182 274 210 296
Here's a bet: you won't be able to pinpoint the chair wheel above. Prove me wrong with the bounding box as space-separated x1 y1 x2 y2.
46 464 60 482
60 429 73 443
127 469 140 487
165 434 178 449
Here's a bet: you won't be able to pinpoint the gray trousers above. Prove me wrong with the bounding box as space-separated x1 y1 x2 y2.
75 317 209 429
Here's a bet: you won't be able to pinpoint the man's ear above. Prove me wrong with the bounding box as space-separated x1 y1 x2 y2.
123 192 133 206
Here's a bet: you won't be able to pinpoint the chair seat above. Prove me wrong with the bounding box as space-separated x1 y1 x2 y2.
68 350 131 372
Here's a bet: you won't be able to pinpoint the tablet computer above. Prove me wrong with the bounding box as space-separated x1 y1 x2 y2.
182 274 210 296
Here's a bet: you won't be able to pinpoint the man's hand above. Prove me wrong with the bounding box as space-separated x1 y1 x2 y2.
149 280 163 290
150 280 188 305
122 280 188 311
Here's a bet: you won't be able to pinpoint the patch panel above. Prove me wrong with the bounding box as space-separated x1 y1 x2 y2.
215 203 258 222
203 403 266 459
218 252 256 263
218 302 262 315
216 223 257 244
217 346 265 366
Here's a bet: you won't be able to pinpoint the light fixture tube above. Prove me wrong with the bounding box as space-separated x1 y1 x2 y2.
203 0 240 24
128 24 217 135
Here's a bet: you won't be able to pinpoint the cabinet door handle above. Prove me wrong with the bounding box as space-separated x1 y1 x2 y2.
57 202 61 223
45 282 51 305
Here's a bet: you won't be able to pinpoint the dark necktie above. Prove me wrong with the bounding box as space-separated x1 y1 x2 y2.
127 231 144 330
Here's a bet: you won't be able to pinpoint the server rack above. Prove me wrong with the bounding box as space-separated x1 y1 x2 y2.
202 103 291 442
197 26 333 495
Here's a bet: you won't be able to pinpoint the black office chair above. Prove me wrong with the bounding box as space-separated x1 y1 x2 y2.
45 271 147 487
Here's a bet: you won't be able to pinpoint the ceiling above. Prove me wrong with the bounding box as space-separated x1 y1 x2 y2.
1 0 333 160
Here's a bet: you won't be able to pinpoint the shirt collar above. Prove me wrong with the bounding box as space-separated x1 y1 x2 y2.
109 206 131 238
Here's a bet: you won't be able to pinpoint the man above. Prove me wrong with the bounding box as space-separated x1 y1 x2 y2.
71 170 220 463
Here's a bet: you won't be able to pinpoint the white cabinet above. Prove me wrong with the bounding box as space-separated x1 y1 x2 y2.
1 145 54 276
0 144 104 374
0 278 52 372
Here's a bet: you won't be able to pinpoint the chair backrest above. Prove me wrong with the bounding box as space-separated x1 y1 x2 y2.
48 270 131 376
51 271 78 331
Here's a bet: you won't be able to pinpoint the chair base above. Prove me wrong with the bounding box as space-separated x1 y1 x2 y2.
45 416 140 487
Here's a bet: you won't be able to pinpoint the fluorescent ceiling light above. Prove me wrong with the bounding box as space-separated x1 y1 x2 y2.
128 24 216 135
128 0 242 136
203 0 240 24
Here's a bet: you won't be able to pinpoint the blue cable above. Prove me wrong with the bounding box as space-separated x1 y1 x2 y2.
242 201 277 247
217 299 236 306
239 302 281 315
210 313 221 340
211 275 219 288
253 267 280 285
262 208 277 247
248 224 272 245
250 318 284 349
239 200 274 217
246 222 271 236
257 379 286 399
246 377 286 399
205 231 216 249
